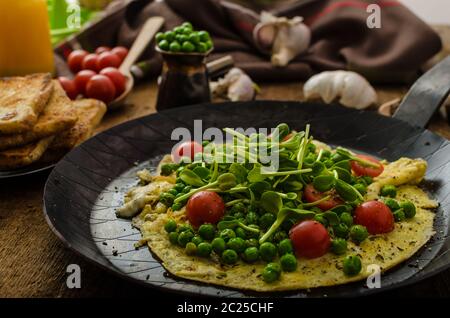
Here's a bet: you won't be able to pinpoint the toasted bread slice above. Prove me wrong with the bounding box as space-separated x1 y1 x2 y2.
0 81 78 151
0 136 54 170
0 73 53 134
40 99 107 163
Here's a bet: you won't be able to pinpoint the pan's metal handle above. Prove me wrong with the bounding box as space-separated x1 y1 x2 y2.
393 56 450 129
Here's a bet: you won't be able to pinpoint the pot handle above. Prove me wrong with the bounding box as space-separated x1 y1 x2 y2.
393 56 450 129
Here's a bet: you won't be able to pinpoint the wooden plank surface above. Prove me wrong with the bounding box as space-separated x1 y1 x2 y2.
1 27 449 298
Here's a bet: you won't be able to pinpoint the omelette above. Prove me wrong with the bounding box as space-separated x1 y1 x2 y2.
117 125 438 292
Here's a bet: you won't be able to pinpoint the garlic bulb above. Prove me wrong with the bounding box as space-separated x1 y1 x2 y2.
210 68 256 102
303 71 378 109
254 11 311 67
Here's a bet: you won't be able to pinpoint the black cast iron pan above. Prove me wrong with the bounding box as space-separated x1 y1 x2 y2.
43 57 450 297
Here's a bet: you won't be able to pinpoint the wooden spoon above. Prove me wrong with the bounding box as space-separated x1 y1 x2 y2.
109 16 164 109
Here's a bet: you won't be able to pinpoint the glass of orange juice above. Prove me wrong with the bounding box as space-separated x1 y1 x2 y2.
0 0 55 76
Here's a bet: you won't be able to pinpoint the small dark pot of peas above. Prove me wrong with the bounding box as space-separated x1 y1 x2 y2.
155 22 214 110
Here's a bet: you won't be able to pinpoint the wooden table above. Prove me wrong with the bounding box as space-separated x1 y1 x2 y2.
1 31 449 299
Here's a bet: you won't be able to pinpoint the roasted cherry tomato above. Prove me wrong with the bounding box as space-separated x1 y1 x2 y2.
85 74 116 104
82 53 100 72
100 67 126 97
186 191 225 227
172 141 203 163
351 154 384 177
95 46 111 55
111 46 129 62
304 184 343 211
97 52 121 70
354 200 394 234
67 49 88 73
74 70 96 95
289 220 331 259
57 77 78 100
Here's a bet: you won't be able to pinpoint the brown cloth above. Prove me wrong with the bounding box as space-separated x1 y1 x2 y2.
56 0 442 83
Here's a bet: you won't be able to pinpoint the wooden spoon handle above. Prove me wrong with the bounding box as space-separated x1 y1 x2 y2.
119 16 165 74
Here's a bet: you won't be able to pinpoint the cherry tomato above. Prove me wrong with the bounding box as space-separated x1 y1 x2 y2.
67 50 88 73
95 46 111 55
57 77 78 100
351 154 384 177
82 53 100 72
85 75 116 104
304 184 343 211
74 70 96 95
97 52 121 70
354 200 394 234
111 46 129 62
186 191 225 227
172 141 203 163
289 220 330 259
100 67 126 97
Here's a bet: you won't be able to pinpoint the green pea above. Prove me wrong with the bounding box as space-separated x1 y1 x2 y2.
175 192 184 199
280 254 297 272
178 34 189 43
230 202 246 214
197 42 207 53
185 242 197 256
178 231 194 247
191 235 203 246
314 214 328 227
361 176 373 185
212 237 226 254
159 192 175 206
164 219 177 233
198 224 215 240
262 263 281 283
168 188 178 196
158 39 169 51
219 229 236 241
155 32 165 42
393 209 406 222
168 232 179 245
343 255 362 276
169 41 181 52
227 237 246 253
246 238 259 248
259 242 277 262
182 22 193 30
197 242 212 257
400 200 416 218
198 30 210 42
380 184 397 198
182 27 192 35
331 238 347 255
174 26 184 34
273 231 288 243
321 150 332 158
205 40 213 50
181 41 195 52
164 31 175 41
171 202 182 211
221 249 238 265
384 198 400 211
244 247 259 263
307 143 316 154
340 212 353 227
246 211 259 225
189 32 200 44
278 239 293 255
177 224 193 233
259 213 276 230
333 223 349 239
233 212 245 220
353 183 367 195
349 225 369 243
324 159 334 168
235 227 247 239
